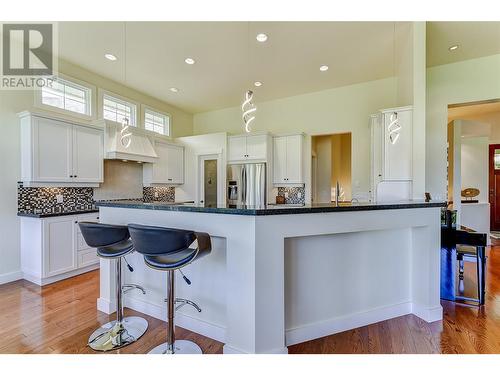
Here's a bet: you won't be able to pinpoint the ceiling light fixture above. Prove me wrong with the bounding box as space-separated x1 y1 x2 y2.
254 81 262 87
241 90 256 133
184 57 195 65
169 87 179 93
448 44 459 51
319 65 329 72
104 53 117 61
256 33 268 42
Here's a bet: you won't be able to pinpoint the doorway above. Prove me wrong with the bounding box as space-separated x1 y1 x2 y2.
311 133 352 203
446 99 500 238
199 157 218 207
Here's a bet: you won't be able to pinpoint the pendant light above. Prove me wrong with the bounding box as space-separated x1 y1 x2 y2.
241 22 256 133
120 22 132 148
389 22 401 145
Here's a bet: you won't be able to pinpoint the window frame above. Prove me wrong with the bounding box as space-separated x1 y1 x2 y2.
98 89 139 127
141 105 172 137
34 74 96 120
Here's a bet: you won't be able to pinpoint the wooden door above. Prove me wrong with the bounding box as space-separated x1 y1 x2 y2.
489 144 500 231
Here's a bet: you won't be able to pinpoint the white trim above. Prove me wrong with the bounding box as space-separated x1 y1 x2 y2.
22 264 99 286
285 301 413 346
222 345 288 354
34 73 96 121
411 303 443 323
97 297 116 315
124 296 226 343
0 270 23 285
98 88 139 127
141 104 172 137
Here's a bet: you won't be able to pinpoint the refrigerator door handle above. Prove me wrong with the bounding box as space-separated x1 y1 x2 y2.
241 166 247 205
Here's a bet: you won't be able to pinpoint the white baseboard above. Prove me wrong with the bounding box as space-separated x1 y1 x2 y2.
0 270 23 285
22 264 99 286
97 297 115 315
222 344 287 354
285 301 413 346
124 296 226 343
411 303 443 323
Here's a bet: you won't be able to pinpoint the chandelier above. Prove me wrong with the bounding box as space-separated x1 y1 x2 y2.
241 90 256 133
388 112 401 145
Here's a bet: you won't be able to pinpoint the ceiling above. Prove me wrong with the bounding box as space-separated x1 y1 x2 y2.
49 22 500 114
426 21 500 67
57 22 402 113
448 100 500 121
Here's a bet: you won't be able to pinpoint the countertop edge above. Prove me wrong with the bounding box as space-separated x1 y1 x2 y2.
17 209 99 218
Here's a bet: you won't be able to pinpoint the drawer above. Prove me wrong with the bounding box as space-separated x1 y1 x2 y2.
78 248 99 268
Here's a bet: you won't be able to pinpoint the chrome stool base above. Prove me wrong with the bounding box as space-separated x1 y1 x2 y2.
149 340 202 354
88 316 148 351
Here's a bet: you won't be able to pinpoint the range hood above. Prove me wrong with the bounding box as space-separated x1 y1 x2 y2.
103 121 158 163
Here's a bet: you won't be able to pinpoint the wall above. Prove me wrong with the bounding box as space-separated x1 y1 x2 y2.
426 53 500 200
461 136 489 203
194 77 398 202
93 160 143 201
0 59 193 283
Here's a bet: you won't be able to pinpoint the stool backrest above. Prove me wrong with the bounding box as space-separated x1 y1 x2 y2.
128 224 196 256
79 222 130 248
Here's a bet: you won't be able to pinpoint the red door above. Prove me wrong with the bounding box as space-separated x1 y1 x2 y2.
489 144 500 231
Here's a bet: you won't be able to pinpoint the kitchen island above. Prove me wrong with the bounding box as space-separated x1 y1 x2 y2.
95 200 445 354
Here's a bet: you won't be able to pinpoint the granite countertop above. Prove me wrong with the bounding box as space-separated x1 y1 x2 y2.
17 208 99 218
95 200 446 216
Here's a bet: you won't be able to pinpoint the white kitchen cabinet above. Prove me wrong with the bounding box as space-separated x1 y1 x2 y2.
19 112 103 186
21 212 100 286
143 141 184 185
72 126 104 183
382 107 412 181
228 134 269 162
273 134 304 184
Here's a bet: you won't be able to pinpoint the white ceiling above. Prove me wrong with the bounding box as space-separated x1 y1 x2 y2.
426 21 500 67
55 21 500 114
57 22 401 113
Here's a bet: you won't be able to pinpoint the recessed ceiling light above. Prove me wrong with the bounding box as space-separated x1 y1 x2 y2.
104 53 117 61
448 44 459 51
169 87 179 93
256 33 268 42
254 81 262 87
319 65 329 72
185 57 195 65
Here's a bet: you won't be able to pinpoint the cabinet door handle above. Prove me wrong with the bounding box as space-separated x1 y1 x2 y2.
168 178 173 181
74 221 78 224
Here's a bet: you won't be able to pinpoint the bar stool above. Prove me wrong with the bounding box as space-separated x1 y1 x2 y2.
79 222 149 351
128 224 211 354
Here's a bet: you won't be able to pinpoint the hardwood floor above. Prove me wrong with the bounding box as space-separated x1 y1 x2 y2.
2 246 500 354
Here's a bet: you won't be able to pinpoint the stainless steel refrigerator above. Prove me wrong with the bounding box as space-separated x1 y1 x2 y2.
227 163 266 207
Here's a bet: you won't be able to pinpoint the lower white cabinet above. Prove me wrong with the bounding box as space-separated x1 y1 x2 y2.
21 212 100 285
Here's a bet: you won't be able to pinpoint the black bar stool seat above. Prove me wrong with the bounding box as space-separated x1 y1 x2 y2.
79 222 148 351
128 223 211 354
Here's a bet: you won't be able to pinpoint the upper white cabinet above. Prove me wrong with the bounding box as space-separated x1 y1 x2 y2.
20 112 103 186
228 134 269 162
381 107 413 181
370 106 413 200
143 141 184 185
273 134 304 185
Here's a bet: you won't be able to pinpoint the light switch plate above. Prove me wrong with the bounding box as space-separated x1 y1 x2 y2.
56 194 64 204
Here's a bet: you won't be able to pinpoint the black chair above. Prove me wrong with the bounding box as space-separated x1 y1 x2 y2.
79 222 148 351
128 224 211 354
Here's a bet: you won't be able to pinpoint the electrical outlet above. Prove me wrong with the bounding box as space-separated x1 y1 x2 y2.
56 194 64 204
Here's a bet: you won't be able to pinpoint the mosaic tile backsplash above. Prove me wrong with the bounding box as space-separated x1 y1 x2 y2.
277 186 305 204
17 185 95 215
143 187 175 202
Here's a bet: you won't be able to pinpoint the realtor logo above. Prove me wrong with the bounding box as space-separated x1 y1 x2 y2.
1 22 57 89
